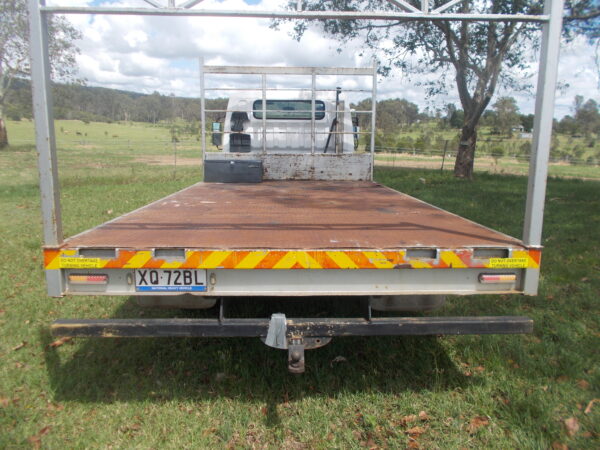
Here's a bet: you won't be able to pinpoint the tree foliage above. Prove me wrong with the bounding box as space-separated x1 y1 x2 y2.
0 0 81 148
351 97 421 132
280 0 599 178
556 95 600 136
563 0 600 42
493 96 520 136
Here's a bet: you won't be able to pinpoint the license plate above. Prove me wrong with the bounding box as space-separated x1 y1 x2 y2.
135 269 207 292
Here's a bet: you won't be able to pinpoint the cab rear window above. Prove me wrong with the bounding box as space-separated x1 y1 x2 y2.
253 100 325 120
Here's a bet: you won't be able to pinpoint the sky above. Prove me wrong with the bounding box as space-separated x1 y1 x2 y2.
49 0 600 118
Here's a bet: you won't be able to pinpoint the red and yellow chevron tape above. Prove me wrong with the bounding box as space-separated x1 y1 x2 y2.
44 248 541 270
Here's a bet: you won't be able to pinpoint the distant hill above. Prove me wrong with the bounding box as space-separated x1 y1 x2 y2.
4 79 227 124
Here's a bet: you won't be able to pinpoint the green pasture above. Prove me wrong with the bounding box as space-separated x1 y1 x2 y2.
374 153 600 180
6 120 600 182
0 121 599 448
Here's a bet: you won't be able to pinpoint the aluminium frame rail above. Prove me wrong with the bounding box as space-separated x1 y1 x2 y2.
28 0 563 299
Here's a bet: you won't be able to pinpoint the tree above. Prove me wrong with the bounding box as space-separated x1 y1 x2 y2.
282 0 599 178
352 97 419 132
520 113 534 132
493 96 520 136
574 96 600 136
563 0 600 41
0 0 81 148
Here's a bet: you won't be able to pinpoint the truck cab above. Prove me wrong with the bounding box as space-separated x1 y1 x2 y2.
220 91 356 154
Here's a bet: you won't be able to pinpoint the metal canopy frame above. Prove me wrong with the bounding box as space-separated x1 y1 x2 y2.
198 61 378 177
28 0 564 296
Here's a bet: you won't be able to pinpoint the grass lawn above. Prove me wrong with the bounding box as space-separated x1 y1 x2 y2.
0 126 599 448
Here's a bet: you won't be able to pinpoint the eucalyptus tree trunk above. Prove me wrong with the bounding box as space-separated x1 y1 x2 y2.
454 124 477 178
0 104 8 149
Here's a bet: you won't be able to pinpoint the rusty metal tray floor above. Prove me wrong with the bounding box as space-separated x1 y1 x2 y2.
61 181 524 250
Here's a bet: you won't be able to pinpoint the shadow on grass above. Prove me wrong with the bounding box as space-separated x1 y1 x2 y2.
42 297 473 413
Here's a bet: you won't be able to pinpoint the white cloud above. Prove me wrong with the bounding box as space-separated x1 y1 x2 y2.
53 0 599 117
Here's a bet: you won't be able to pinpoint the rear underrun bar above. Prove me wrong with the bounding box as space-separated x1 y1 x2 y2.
51 316 533 338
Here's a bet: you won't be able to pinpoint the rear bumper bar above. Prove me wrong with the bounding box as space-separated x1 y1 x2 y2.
51 316 533 338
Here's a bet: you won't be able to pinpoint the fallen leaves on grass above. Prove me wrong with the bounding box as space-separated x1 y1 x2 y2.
584 399 599 414
398 414 417 426
27 426 51 449
577 379 590 390
47 403 64 411
564 417 579 437
12 341 27 351
406 425 427 449
48 337 72 348
119 422 142 435
396 411 430 428
406 426 427 437
551 442 568 450
467 416 489 434
1 396 21 408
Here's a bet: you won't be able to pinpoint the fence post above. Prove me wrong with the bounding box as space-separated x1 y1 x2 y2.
441 140 449 172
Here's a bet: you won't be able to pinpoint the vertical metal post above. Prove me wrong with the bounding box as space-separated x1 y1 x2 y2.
334 86 341 154
441 140 448 172
522 0 564 294
28 0 64 296
199 57 206 162
311 72 316 155
370 59 377 181
261 74 267 154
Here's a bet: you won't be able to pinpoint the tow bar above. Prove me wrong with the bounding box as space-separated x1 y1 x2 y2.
51 300 532 374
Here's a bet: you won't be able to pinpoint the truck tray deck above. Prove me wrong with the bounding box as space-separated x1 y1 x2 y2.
56 180 525 250
44 181 541 297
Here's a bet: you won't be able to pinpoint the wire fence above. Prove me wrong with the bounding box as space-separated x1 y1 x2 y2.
8 138 600 170
373 146 600 167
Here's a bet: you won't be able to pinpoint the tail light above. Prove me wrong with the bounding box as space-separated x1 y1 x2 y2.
68 274 108 285
478 273 517 284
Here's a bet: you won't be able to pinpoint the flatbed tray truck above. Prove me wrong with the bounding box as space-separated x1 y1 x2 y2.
36 63 543 373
